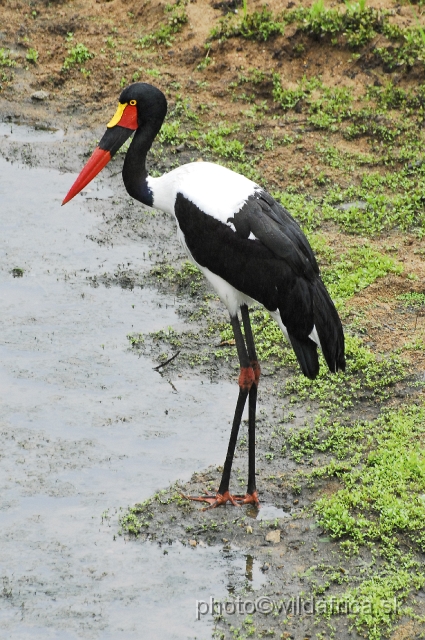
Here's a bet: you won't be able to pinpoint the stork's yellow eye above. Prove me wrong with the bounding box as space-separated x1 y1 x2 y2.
129 100 137 106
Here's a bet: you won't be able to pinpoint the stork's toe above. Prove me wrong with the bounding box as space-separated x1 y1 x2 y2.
180 490 241 510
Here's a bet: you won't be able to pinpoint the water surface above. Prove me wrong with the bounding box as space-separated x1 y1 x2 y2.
0 151 261 639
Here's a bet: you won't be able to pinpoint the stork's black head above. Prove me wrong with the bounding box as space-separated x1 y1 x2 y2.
118 83 167 130
62 83 167 205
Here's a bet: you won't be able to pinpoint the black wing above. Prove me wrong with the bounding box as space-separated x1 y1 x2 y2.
174 191 345 379
231 190 319 279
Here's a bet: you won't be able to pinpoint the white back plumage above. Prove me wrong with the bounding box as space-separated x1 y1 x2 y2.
148 162 259 222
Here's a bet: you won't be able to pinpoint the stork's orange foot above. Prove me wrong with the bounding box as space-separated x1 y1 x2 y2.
180 490 241 510
234 490 260 508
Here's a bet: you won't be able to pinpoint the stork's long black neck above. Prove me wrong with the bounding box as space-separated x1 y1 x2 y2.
122 120 162 207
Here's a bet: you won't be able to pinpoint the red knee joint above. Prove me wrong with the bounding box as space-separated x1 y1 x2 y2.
238 366 255 391
251 360 261 385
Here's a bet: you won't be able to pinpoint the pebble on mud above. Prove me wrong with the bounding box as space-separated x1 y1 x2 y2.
189 539 197 547
31 90 49 101
265 530 281 544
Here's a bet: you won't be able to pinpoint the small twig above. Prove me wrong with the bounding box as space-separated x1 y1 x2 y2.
166 378 178 393
153 350 180 371
414 311 420 331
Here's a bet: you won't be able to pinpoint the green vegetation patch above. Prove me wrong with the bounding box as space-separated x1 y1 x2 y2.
0 47 15 88
149 260 204 296
62 43 94 72
137 1 188 48
321 164 425 235
322 244 403 305
159 116 247 161
210 1 425 74
210 6 285 42
156 94 250 163
119 488 189 535
26 48 38 64
293 0 383 48
397 291 425 309
273 158 425 237
313 404 425 638
284 334 406 411
0 48 16 67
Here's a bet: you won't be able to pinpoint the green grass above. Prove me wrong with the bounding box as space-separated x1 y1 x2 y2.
284 335 406 411
293 0 383 47
0 48 15 67
210 6 285 43
149 260 203 295
157 113 248 162
0 47 15 87
322 245 402 306
312 404 425 638
62 43 93 71
209 1 425 74
397 291 425 309
273 157 425 237
26 48 38 64
137 1 188 48
272 73 323 111
202 124 245 160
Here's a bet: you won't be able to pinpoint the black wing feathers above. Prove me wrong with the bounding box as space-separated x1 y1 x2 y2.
256 192 320 274
174 190 345 379
288 335 320 380
232 193 318 279
313 280 346 374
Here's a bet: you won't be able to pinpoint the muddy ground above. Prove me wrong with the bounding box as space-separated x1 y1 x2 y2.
2 0 425 638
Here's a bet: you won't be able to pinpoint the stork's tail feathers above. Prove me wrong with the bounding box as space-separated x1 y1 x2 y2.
285 278 345 380
312 278 346 375
288 334 320 380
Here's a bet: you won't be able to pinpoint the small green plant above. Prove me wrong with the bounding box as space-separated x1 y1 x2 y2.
202 123 245 160
272 74 322 111
62 43 94 71
146 68 161 79
0 48 16 67
196 49 212 71
26 48 38 64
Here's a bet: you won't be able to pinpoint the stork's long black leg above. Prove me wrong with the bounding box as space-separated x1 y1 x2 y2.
216 314 252 496
182 312 254 510
237 304 260 507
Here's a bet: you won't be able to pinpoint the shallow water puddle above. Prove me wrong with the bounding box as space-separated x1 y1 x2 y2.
0 120 64 143
248 503 291 522
0 154 252 638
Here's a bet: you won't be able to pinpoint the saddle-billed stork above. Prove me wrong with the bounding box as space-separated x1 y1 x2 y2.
63 83 345 509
